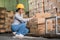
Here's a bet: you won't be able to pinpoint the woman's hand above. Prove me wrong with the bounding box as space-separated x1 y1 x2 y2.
28 15 35 21
31 16 35 19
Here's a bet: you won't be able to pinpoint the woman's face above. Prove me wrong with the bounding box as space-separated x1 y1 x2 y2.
18 9 24 14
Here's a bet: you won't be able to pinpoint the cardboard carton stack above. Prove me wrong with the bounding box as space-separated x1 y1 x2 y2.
28 13 55 36
5 11 14 32
28 0 57 17
28 0 45 17
0 7 6 32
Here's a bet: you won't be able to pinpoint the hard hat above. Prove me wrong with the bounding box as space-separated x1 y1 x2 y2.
16 4 24 9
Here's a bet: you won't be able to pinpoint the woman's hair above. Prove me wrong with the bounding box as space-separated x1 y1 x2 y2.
16 8 20 12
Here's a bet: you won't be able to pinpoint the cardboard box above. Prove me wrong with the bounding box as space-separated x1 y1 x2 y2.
50 0 57 3
37 18 45 24
57 13 60 16
1 10 6 14
35 12 51 18
5 25 11 32
38 29 45 35
30 28 36 34
37 24 45 30
35 13 45 18
0 20 5 23
0 16 5 18
6 11 14 17
0 25 4 28
0 29 6 33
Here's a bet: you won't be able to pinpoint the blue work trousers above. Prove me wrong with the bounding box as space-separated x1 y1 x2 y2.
11 23 29 35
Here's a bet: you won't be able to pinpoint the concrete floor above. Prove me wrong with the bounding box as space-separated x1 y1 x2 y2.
0 33 60 40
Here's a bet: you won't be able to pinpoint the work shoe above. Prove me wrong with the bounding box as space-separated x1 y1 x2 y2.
13 32 16 35
13 34 24 38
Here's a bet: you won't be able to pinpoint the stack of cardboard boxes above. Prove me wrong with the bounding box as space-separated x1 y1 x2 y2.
5 11 14 32
0 7 14 33
0 7 6 32
28 0 57 17
28 0 45 17
28 13 55 36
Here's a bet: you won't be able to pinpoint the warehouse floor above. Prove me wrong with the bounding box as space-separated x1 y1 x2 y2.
0 33 60 40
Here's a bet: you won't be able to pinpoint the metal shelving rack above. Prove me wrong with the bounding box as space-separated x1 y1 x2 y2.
45 16 60 35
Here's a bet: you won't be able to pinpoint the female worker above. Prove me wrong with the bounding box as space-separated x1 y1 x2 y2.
11 4 33 38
